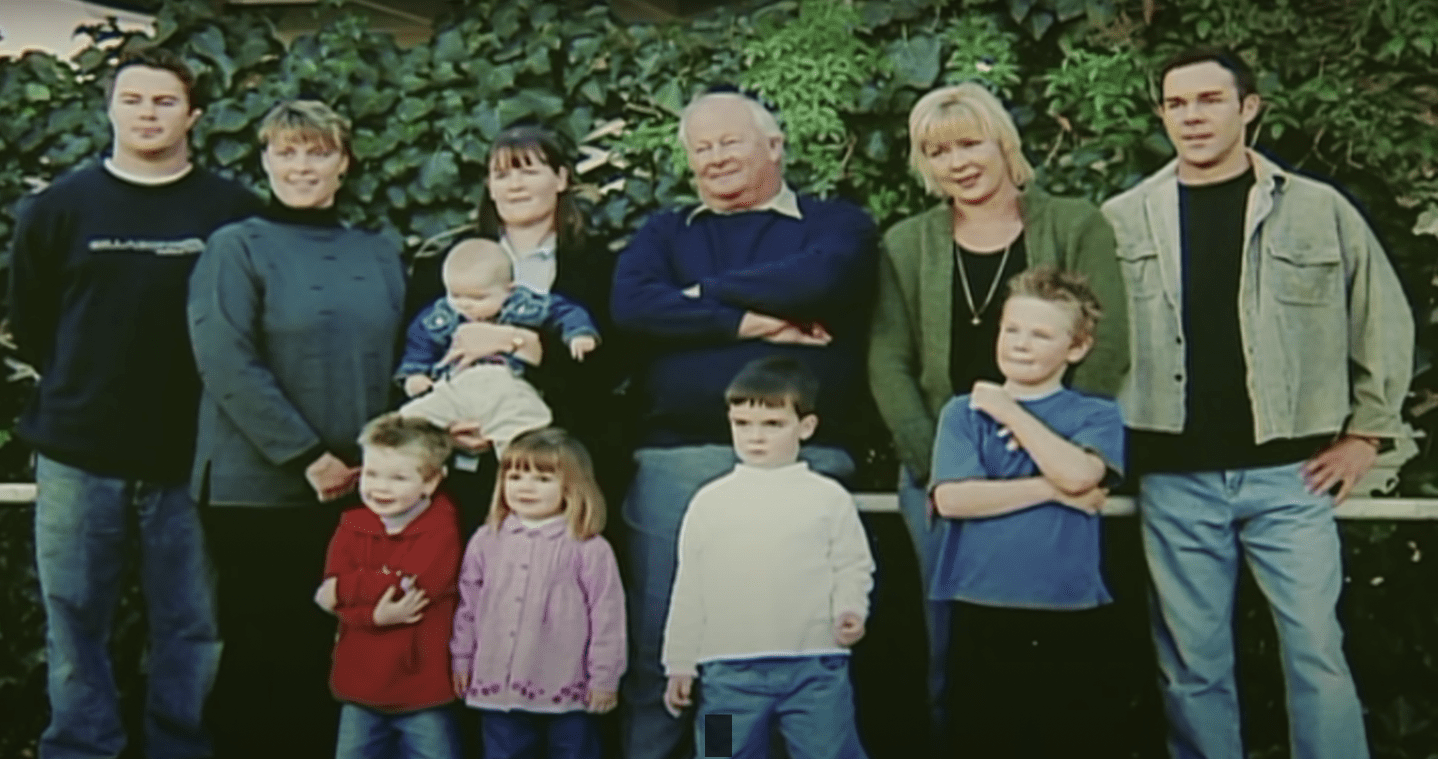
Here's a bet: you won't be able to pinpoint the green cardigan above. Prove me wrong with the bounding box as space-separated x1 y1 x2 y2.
868 187 1130 481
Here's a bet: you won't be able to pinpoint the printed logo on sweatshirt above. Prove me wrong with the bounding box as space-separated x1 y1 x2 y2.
89 237 206 256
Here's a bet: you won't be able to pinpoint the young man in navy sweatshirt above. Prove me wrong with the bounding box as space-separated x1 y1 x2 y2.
610 88 878 759
7 48 258 759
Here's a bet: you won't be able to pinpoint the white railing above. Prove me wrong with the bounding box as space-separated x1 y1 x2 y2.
1 482 1435 518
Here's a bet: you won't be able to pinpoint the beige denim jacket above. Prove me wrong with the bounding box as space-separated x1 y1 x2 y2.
1100 150 1412 442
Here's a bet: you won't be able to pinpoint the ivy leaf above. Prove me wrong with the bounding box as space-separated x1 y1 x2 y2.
580 79 605 106
208 101 250 134
190 26 237 89
886 36 941 90
474 105 502 140
213 137 249 167
1413 204 1438 239
420 150 459 191
432 28 466 63
654 80 683 116
396 98 433 122
1054 0 1086 21
24 84 51 102
1009 0 1035 24
1028 10 1055 39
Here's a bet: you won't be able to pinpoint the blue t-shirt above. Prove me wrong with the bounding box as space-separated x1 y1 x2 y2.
928 387 1125 609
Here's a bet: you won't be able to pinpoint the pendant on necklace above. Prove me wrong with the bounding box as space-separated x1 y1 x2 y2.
971 315 981 326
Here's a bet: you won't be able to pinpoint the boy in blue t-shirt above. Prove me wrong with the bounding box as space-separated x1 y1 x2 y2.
929 265 1125 759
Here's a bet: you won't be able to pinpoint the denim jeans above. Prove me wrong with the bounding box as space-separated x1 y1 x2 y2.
33 454 221 759
334 703 461 759
1140 463 1370 759
619 444 854 759
895 467 950 752
480 709 600 759
697 656 868 759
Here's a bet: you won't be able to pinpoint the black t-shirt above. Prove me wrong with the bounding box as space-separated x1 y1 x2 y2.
948 235 1028 396
1130 169 1326 473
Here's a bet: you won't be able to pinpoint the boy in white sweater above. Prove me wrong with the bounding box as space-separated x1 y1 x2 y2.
662 356 874 758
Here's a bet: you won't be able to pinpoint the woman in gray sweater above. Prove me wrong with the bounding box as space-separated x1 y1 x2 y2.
187 100 404 758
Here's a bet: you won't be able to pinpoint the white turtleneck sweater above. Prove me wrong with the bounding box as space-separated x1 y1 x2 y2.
662 461 875 676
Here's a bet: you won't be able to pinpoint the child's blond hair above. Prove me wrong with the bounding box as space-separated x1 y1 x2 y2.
487 427 605 539
358 412 453 479
1005 265 1104 344
443 237 512 291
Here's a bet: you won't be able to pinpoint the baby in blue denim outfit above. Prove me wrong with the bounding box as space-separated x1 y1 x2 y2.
397 238 598 454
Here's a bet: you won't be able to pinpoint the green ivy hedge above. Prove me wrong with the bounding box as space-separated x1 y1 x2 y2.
1 0 1437 756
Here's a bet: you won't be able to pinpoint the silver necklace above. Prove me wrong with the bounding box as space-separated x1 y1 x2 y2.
954 240 1012 325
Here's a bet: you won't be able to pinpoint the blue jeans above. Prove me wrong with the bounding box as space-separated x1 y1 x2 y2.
619 444 854 759
34 454 221 759
697 656 868 759
1140 463 1370 759
895 468 950 751
334 703 461 759
480 709 600 759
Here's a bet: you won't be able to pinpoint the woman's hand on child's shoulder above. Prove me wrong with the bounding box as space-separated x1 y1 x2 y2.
587 690 618 713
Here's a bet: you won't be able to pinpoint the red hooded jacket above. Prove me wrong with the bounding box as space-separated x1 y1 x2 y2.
324 491 461 711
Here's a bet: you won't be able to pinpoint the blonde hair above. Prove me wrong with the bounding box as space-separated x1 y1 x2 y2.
1005 265 1104 344
487 428 606 539
907 82 1034 195
442 238 513 290
358 412 453 479
258 100 351 154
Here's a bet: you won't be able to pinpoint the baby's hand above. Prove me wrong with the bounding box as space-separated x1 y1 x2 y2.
372 585 428 626
452 668 470 697
313 576 338 614
403 374 434 398
587 690 618 713
663 675 694 717
568 335 598 361
834 611 866 646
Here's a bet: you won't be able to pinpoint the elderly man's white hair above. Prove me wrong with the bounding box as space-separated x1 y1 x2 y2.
677 91 784 147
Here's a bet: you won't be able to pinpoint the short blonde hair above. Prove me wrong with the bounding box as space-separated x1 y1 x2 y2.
358 412 453 479
1005 265 1103 344
442 238 512 289
258 100 351 154
907 82 1034 195
487 428 606 540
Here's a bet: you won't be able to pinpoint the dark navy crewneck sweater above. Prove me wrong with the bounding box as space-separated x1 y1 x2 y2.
8 161 260 481
610 194 877 448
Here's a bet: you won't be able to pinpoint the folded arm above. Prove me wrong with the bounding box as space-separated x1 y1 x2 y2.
696 206 877 320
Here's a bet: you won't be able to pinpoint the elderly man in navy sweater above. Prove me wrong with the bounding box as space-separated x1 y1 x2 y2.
611 89 878 759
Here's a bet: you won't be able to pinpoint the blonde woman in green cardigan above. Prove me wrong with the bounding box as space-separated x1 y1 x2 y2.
868 82 1129 753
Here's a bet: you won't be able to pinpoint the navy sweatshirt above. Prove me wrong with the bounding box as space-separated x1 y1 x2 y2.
610 194 877 448
7 161 260 482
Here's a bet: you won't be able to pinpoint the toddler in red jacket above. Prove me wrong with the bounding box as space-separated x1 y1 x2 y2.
314 412 463 757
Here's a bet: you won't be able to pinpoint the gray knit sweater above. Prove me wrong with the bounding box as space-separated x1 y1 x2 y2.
188 211 404 506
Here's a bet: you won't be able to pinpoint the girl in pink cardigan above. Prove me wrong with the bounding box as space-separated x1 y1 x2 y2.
450 427 625 758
